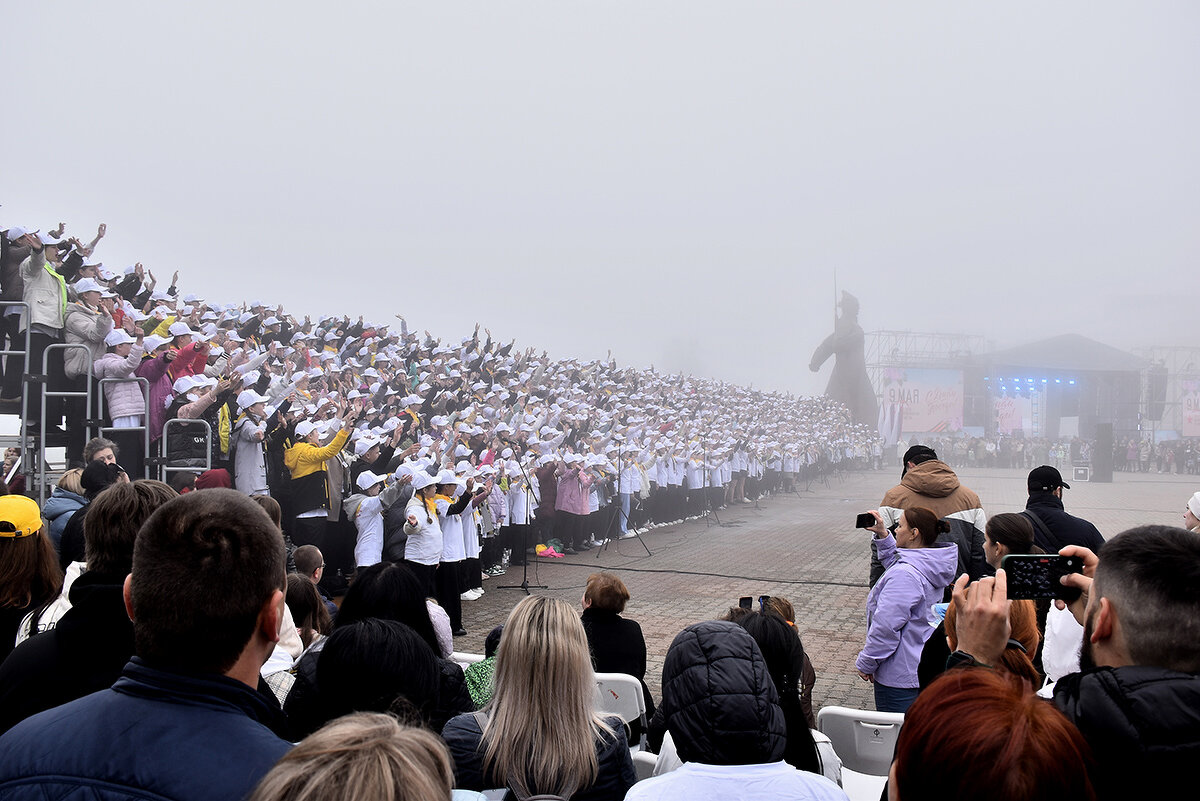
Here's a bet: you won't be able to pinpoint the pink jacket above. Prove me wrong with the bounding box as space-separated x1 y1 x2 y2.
555 467 593 516
94 344 147 420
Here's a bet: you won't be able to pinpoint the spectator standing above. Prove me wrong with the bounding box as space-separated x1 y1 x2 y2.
856 507 958 712
873 444 987 588
1023 466 1104 553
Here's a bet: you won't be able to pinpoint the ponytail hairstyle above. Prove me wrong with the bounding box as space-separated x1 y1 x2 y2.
986 512 1043 554
904 506 950 547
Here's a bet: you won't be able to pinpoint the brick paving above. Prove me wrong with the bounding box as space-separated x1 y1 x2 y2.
456 466 1198 714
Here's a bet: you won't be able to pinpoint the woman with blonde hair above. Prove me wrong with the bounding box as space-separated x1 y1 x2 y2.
247 712 477 801
443 595 637 800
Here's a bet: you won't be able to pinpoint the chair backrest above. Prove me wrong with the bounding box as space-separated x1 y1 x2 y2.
816 706 904 776
451 651 486 666
593 671 648 749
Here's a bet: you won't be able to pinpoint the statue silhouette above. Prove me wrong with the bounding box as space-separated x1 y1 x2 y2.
809 291 879 426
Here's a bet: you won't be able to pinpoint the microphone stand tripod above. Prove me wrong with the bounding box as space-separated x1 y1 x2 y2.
496 440 547 596
597 435 651 557
702 445 723 528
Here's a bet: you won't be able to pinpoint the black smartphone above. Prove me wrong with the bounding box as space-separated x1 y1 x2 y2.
855 512 876 529
1002 554 1085 601
738 596 752 610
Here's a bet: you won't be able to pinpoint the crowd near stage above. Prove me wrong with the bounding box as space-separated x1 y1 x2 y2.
463 465 1196 711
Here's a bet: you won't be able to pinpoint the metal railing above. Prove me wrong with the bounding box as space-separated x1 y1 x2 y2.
160 417 212 482
34 342 94 504
97 376 151 480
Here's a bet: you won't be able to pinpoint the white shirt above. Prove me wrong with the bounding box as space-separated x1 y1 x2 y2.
402 496 443 565
626 761 847 801
352 495 384 567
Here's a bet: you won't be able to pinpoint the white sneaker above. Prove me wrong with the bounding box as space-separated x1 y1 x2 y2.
460 591 475 601
620 532 637 539
471 587 484 597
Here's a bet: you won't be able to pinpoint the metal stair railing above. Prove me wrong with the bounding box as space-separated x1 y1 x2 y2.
160 417 212 483
34 342 95 504
97 376 152 480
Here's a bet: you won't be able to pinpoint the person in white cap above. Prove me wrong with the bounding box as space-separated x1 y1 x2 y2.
13 231 70 435
285 403 362 593
62 278 117 465
344 470 386 569
402 470 443 596
91 328 147 477
1183 491 1200 533
232 389 272 497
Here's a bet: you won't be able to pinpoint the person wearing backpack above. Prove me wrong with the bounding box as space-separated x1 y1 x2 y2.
872 444 987 588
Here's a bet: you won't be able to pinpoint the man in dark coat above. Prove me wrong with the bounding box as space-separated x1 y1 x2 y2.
0 481 177 735
0 490 292 801
1023 464 1105 553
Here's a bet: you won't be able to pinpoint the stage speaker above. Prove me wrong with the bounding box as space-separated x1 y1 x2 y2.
1092 423 1113 483
1147 366 1168 422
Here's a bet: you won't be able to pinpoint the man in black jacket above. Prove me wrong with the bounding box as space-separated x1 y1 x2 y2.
0 480 178 734
953 525 1200 801
1024 465 1104 552
0 489 292 801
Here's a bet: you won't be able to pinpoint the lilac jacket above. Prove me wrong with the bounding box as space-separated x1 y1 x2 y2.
855 533 958 688
555 467 593 516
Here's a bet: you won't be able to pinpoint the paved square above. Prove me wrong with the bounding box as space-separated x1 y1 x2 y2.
457 466 1197 713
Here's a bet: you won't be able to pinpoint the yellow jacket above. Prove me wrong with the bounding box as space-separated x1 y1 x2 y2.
284 428 350 480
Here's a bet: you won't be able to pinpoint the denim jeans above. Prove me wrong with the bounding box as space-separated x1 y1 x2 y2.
619 492 631 532
874 681 919 713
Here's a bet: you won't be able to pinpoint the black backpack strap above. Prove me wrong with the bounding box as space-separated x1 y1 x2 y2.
1021 509 1063 553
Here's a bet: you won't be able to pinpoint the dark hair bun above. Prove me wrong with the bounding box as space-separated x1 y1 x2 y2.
936 520 951 534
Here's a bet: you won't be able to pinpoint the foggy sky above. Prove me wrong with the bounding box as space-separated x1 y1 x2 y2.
4 2 1197 396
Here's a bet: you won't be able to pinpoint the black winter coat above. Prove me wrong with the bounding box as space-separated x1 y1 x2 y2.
659 620 787 765
0 571 134 735
581 608 656 723
1054 665 1200 801
1024 493 1105 553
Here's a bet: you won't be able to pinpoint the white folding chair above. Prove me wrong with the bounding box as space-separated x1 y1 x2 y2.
817 706 904 801
816 706 904 775
631 750 657 782
450 651 486 668
594 671 649 752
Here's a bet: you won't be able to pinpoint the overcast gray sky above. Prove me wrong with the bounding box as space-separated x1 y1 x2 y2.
5 2 1196 396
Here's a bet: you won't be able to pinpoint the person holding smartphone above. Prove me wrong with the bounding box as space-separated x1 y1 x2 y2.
855 507 959 712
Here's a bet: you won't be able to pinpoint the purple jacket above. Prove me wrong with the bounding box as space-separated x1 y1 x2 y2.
555 467 592 516
855 533 958 688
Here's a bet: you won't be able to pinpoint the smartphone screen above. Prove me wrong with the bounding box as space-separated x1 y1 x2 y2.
738 596 752 610
855 512 876 529
1002 554 1084 601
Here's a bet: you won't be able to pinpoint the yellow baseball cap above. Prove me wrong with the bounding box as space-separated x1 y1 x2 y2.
0 495 42 538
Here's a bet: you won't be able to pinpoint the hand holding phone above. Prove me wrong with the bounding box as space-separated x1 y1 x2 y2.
1002 554 1084 601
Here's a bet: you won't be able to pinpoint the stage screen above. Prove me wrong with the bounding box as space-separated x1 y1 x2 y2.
881 368 964 434
1183 380 1200 437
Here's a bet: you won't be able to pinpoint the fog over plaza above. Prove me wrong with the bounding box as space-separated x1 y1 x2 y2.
4 2 1196 397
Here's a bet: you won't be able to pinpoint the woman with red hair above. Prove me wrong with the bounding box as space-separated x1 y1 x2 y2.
889 669 1094 801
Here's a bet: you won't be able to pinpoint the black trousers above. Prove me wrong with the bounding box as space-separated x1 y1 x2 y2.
0 313 23 398
435 561 463 631
403 559 437 598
